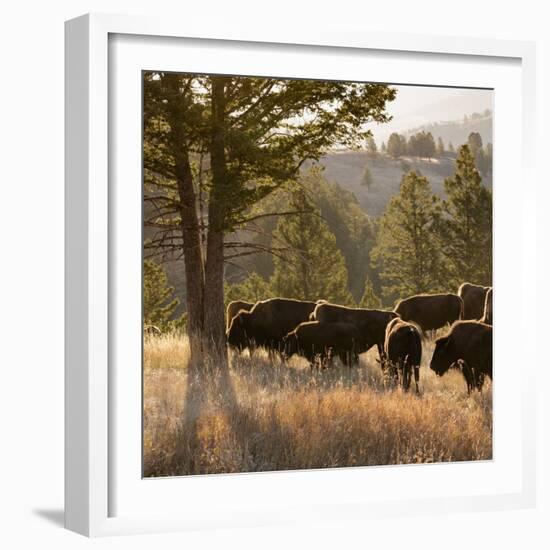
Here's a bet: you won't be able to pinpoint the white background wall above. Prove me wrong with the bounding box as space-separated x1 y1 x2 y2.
0 1 547 547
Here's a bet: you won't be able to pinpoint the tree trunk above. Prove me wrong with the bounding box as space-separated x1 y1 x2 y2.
203 76 229 361
204 229 227 357
174 152 205 363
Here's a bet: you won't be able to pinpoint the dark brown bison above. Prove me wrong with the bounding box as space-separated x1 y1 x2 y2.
226 298 317 355
226 300 255 330
482 287 493 325
394 293 463 332
430 321 492 393
458 283 491 320
312 303 398 359
282 321 361 367
383 318 422 392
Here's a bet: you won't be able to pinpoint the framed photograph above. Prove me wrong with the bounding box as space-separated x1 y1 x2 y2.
65 13 537 537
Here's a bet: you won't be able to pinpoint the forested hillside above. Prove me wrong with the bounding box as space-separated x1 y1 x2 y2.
313 151 469 217
404 110 492 150
146 144 492 320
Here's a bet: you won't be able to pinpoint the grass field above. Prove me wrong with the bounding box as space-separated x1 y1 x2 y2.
143 333 492 477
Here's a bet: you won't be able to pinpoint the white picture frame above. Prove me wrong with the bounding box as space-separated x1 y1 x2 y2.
65 13 537 537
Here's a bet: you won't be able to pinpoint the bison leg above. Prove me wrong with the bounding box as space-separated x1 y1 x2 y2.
338 351 350 367
403 356 412 391
458 360 475 394
414 365 420 394
475 371 485 392
377 342 386 363
395 359 402 386
342 350 358 368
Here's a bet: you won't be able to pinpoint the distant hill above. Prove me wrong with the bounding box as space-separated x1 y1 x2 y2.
403 111 492 151
309 150 492 218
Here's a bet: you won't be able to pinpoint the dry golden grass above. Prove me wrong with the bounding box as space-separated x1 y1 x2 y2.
143 333 492 477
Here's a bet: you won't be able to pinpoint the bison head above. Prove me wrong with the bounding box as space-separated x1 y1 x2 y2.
226 311 250 350
430 336 455 376
282 332 299 359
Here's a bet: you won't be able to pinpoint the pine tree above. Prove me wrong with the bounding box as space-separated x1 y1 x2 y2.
381 141 386 153
366 136 378 155
270 188 354 305
423 132 436 159
467 132 483 156
449 141 455 153
387 132 406 159
436 137 445 156
467 132 487 175
362 164 373 187
300 169 375 302
371 171 447 302
358 275 382 309
143 73 396 358
224 272 271 309
143 260 181 331
441 145 492 286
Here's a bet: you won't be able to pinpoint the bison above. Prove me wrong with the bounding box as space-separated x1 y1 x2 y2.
482 287 493 325
312 303 398 360
394 293 463 333
430 321 492 393
226 297 317 356
383 318 422 392
226 300 255 331
458 283 491 320
282 320 361 367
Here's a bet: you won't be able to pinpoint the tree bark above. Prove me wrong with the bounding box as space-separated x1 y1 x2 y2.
174 152 205 363
203 76 229 360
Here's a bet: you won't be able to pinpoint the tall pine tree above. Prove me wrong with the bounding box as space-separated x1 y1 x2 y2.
441 145 492 286
358 275 382 309
143 260 181 331
371 171 446 303
143 73 396 359
436 137 445 156
270 188 354 305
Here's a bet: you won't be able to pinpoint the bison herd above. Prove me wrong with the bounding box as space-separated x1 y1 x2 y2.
225 283 493 394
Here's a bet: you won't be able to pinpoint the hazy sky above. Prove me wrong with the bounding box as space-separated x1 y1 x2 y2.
367 85 493 144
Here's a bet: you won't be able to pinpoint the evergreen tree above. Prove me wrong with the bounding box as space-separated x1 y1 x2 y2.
371 171 446 302
408 131 435 159
362 164 373 187
143 73 396 358
441 145 492 286
301 170 375 302
224 272 271 308
270 188 354 305
436 137 445 156
467 132 487 175
407 133 418 156
366 136 378 155
358 275 382 309
143 260 181 331
381 141 386 153
387 132 406 159
238 169 375 303
448 141 455 153
467 132 483 156
423 132 436 159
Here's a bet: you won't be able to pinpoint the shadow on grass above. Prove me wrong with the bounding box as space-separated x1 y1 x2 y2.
176 349 274 476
